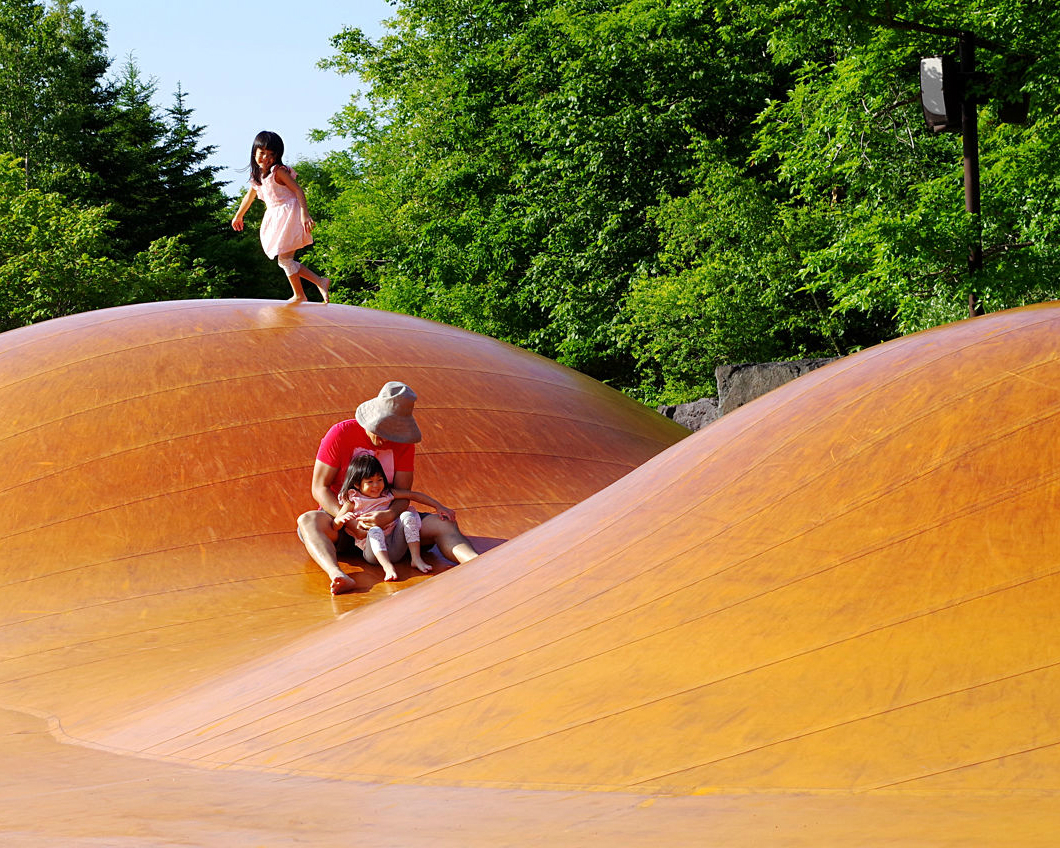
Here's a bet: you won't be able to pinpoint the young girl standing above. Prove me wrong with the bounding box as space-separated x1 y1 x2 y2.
231 130 331 304
333 454 470 582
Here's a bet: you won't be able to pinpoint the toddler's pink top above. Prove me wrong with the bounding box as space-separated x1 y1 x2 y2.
251 165 312 259
339 491 399 549
339 491 396 537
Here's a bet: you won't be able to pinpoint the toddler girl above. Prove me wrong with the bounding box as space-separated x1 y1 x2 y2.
334 454 460 581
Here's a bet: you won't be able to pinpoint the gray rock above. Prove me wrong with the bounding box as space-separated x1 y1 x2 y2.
657 358 840 432
716 358 836 417
657 397 720 431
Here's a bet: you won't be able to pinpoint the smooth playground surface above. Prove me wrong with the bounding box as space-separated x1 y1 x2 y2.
2 299 1060 845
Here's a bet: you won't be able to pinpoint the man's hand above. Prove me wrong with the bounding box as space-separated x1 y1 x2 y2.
355 510 391 531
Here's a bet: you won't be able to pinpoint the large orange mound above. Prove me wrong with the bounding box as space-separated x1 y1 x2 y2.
3 299 1060 845
0 300 683 735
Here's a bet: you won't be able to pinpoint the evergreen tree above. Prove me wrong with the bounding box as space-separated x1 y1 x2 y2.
89 58 170 253
0 1 242 324
161 83 226 239
0 155 217 330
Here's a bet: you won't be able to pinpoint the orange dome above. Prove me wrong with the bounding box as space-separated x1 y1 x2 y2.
2 299 1059 845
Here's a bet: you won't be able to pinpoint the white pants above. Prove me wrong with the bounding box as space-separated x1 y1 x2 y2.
361 510 422 564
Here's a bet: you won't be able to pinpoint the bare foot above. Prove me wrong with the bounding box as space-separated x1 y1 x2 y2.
286 294 307 305
411 557 433 574
331 573 358 595
315 278 331 304
383 565 398 582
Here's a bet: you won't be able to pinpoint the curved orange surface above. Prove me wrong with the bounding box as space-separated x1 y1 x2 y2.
3 299 1060 845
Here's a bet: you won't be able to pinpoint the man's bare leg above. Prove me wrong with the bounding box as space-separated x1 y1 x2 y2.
297 510 357 594
420 514 478 564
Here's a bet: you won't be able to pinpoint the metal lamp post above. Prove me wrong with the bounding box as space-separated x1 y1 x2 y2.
919 28 1028 319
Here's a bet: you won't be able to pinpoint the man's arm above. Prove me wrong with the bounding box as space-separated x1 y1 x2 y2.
389 469 412 516
377 469 412 524
311 459 342 517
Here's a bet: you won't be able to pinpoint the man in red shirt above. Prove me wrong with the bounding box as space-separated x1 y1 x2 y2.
297 381 479 594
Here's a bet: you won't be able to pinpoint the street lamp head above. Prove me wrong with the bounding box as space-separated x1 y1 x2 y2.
920 56 963 132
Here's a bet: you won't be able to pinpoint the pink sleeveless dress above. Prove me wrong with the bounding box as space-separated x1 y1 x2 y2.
251 165 312 259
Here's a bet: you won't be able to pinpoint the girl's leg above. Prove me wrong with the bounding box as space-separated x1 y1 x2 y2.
278 253 308 303
299 263 331 304
383 522 409 562
399 510 431 573
361 525 398 581
278 253 330 304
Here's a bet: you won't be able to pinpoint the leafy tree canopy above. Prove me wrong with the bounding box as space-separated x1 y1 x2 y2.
0 155 216 330
311 0 784 387
305 0 1060 403
8 0 1054 404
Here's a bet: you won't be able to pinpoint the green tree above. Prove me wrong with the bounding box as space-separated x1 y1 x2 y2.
0 155 216 330
748 0 1060 332
72 61 240 294
161 83 263 298
161 83 226 241
0 0 110 189
307 0 1060 404
313 0 786 385
0 1 256 326
85 58 172 254
625 0 1060 401
621 141 847 403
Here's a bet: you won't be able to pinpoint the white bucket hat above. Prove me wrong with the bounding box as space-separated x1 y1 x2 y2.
355 381 422 444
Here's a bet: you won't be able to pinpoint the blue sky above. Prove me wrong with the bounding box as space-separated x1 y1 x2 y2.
74 1 394 195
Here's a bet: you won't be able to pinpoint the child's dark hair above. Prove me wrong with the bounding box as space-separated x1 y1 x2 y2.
340 454 390 499
249 130 284 183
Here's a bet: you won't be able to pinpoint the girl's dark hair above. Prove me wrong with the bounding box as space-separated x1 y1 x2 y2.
249 130 284 184
340 454 390 499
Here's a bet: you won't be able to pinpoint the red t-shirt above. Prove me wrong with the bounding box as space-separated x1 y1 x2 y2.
316 418 416 498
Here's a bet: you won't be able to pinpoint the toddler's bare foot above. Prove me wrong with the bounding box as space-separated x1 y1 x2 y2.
331 574 357 595
412 557 433 574
315 278 331 304
286 293 307 305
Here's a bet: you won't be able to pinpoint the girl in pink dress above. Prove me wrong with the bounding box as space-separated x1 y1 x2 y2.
333 454 461 581
231 130 331 304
